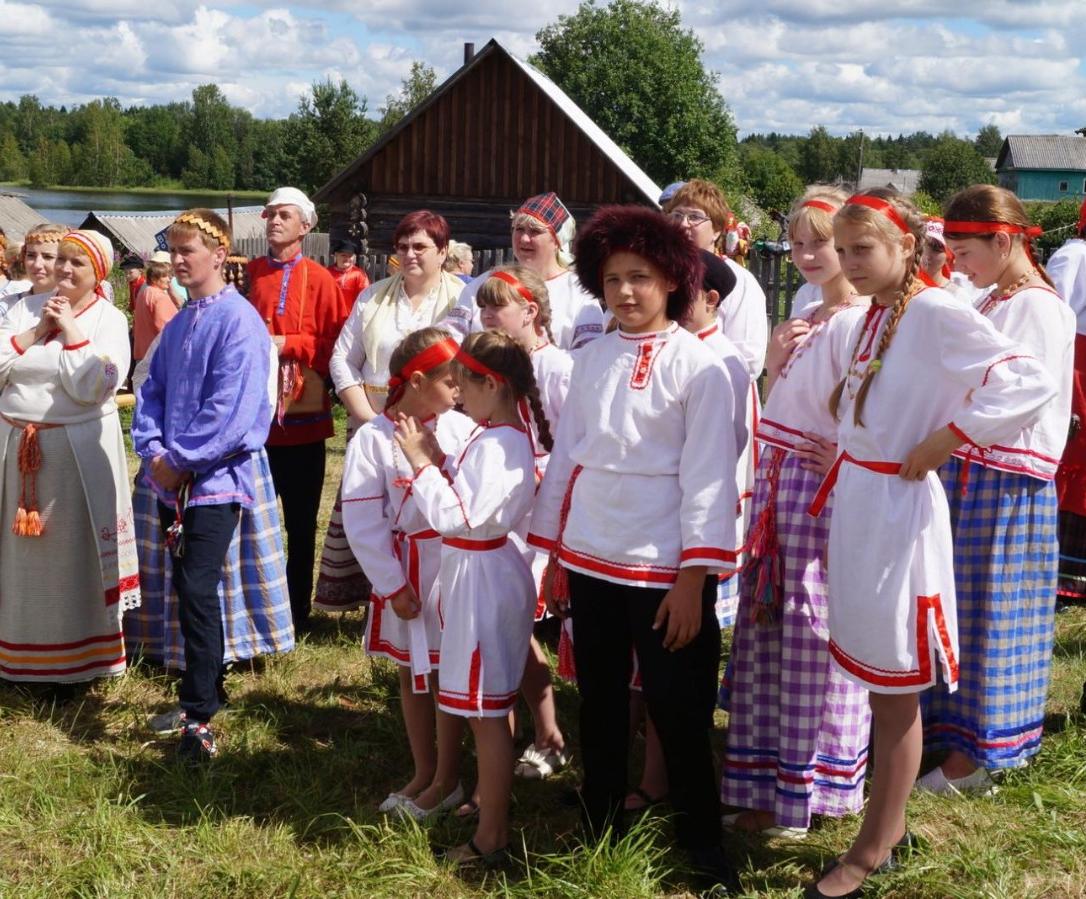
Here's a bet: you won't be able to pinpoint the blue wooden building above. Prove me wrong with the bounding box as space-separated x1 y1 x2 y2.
997 135 1086 202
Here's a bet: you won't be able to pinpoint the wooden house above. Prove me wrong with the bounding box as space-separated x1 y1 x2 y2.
997 135 1086 202
314 39 662 252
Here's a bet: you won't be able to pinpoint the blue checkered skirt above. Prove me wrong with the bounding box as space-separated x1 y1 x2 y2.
124 451 295 668
922 457 1058 768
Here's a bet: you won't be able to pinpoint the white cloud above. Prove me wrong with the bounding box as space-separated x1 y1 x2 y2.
0 0 1083 142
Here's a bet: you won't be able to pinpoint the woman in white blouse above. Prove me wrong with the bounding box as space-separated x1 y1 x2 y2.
330 211 466 424
315 211 466 614
0 229 137 685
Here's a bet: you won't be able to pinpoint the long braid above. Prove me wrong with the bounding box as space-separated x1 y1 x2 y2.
852 238 923 426
525 382 554 452
828 315 869 421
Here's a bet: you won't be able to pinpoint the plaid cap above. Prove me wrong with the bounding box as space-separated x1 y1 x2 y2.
516 192 571 240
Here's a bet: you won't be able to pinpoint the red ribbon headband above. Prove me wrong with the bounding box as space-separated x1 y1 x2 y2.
455 348 506 383
489 270 535 305
801 200 838 214
386 338 460 398
844 195 910 236
941 220 1042 239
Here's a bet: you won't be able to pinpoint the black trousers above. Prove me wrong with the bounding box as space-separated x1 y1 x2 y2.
158 501 240 724
569 570 721 851
266 441 326 626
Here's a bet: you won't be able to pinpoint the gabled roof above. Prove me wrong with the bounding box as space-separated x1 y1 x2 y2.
997 135 1086 172
315 38 661 206
857 168 921 195
0 192 49 242
78 206 266 256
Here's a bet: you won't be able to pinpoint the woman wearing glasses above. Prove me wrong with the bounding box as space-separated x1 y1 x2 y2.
316 212 468 615
662 179 768 380
452 193 605 352
330 210 467 424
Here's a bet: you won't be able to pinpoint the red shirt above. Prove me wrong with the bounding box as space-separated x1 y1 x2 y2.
127 274 146 311
328 263 370 307
132 283 178 360
248 254 349 445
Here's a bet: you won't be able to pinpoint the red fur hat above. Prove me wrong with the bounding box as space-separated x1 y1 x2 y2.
573 205 704 321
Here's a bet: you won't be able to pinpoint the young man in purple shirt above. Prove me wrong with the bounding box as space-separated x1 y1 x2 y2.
132 209 273 762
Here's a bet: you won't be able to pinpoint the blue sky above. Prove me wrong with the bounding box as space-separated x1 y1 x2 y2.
2 0 1082 139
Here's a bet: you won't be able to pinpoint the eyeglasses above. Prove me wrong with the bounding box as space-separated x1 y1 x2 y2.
396 241 437 256
668 210 711 226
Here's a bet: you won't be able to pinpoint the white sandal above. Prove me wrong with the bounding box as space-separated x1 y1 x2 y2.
514 743 570 780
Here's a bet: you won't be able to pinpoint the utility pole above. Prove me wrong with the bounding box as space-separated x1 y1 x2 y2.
856 129 865 190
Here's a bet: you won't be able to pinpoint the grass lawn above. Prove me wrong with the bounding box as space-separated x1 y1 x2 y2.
1 410 1084 897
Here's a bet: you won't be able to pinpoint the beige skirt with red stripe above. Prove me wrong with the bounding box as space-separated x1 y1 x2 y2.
0 425 125 682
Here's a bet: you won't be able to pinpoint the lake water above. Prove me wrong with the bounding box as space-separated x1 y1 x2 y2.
10 186 260 227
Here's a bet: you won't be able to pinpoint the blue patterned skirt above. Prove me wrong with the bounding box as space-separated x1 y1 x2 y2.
124 451 295 669
922 457 1058 768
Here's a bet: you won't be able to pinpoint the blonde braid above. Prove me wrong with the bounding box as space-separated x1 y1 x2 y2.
851 239 923 426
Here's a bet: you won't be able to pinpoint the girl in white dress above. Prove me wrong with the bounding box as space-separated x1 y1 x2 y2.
803 192 1055 898
475 265 573 781
395 330 550 866
340 327 476 815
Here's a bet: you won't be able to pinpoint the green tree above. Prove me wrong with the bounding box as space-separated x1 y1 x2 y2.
291 78 377 192
910 190 942 217
125 104 185 179
0 131 27 181
70 99 131 186
191 84 235 159
740 145 803 212
974 123 1003 159
919 134 996 203
379 63 436 132
799 126 838 183
180 146 210 189
208 145 235 190
533 0 739 188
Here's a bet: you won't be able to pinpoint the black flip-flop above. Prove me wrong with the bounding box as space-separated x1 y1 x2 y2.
624 787 665 812
433 838 509 869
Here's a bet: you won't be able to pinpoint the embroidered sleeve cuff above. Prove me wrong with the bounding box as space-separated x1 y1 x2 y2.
10 335 24 355
63 339 90 351
680 547 737 567
527 533 557 553
412 462 435 480
947 422 975 446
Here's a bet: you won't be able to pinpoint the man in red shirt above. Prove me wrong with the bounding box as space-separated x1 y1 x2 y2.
326 238 370 309
120 254 145 310
248 187 348 630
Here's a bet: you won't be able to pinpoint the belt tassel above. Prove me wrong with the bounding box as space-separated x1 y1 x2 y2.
13 424 43 537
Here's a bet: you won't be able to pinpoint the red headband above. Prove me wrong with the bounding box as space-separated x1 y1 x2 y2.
386 337 459 405
455 348 506 383
943 219 1044 271
845 195 910 235
941 220 1042 240
801 200 838 214
489 271 535 305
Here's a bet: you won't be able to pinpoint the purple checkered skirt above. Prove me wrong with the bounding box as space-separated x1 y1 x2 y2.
125 451 295 669
720 448 871 828
922 458 1058 769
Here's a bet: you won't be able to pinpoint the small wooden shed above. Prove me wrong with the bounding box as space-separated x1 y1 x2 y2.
315 39 662 251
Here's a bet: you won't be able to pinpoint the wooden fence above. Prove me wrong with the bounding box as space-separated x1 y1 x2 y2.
234 236 801 328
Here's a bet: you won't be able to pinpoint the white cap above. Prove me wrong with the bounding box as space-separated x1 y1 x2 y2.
265 186 317 226
149 250 172 264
